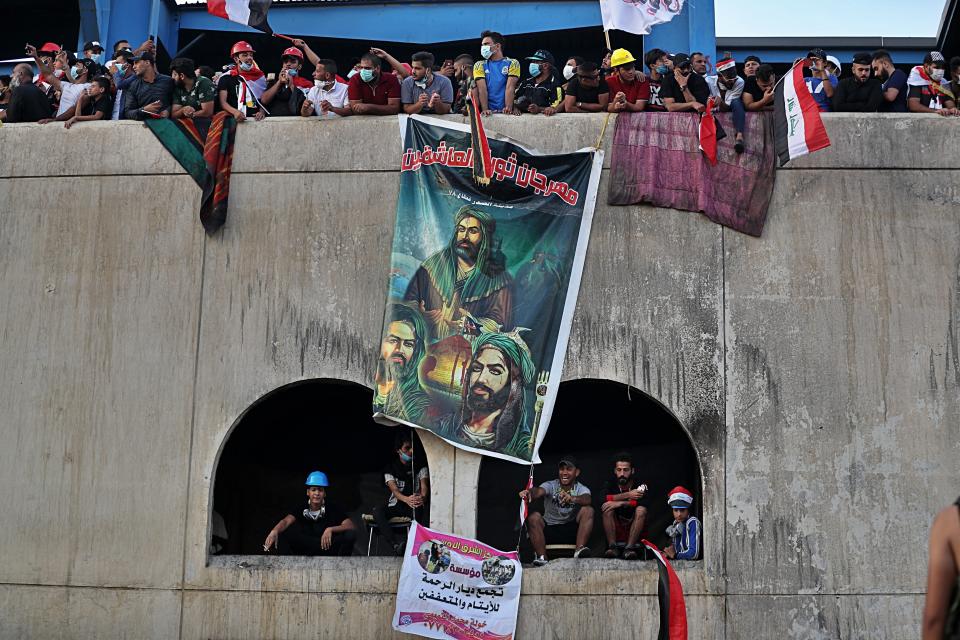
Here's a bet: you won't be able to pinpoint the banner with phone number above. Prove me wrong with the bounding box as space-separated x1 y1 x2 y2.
393 522 521 640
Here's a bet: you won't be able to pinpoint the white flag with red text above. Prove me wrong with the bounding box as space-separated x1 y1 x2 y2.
599 0 685 35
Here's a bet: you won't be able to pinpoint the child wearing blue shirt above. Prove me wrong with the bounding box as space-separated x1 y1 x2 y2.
664 485 701 561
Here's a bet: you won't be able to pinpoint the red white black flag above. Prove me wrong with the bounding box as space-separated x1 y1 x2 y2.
774 59 830 165
698 97 718 165
207 0 274 33
642 540 688 640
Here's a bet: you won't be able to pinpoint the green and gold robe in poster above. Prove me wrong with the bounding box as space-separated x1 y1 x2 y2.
373 115 603 465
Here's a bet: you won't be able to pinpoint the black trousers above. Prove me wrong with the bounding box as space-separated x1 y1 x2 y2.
279 526 357 556
372 502 429 546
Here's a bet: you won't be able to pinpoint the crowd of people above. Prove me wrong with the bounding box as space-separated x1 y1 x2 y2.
262 437 701 568
1 31 958 139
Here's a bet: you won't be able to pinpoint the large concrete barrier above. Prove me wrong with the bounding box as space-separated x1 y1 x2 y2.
0 113 957 639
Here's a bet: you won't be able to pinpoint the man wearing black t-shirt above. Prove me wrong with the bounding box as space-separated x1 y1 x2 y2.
601 453 650 560
642 48 671 112
743 64 776 111
833 52 882 112
660 53 710 113
661 53 709 113
562 61 609 113
263 470 356 556
0 64 52 123
372 432 430 555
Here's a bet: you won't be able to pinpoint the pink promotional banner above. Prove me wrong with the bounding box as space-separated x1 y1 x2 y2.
393 523 522 640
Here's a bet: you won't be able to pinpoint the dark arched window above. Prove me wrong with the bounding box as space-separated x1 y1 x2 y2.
211 379 429 556
476 379 701 558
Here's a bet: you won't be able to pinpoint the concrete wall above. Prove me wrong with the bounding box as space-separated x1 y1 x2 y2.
0 113 956 639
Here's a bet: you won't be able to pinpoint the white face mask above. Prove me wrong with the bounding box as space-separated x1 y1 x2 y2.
563 64 576 80
930 69 945 82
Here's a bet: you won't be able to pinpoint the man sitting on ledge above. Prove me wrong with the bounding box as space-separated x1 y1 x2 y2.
520 455 594 566
263 470 356 556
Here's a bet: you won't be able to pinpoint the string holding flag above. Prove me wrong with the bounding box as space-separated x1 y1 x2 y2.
773 59 831 166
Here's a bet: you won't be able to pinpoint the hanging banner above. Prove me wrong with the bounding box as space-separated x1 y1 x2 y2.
373 115 603 464
393 522 522 640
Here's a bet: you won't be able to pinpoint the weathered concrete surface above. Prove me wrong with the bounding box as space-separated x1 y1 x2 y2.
0 113 956 638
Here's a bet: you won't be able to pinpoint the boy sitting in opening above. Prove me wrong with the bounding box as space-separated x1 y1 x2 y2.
64 76 113 129
262 470 356 556
519 455 594 566
664 485 701 560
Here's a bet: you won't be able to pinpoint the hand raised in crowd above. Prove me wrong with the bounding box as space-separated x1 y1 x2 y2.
320 527 334 550
440 60 455 78
278 69 289 85
24 43 38 58
369 47 388 59
291 38 308 50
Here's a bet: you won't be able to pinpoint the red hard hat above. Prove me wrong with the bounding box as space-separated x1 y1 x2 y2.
281 47 304 60
39 42 60 53
230 41 255 57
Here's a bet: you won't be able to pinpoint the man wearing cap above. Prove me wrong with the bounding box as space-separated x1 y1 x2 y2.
706 54 747 152
81 41 105 73
263 471 357 556
514 49 563 116
170 57 216 120
26 46 94 123
401 51 454 115
664 486 701 561
871 50 910 113
662 53 709 113
260 46 311 117
907 51 958 116
121 51 175 121
373 431 430 555
218 41 268 122
803 49 838 112
606 48 649 113
520 456 594 565
32 42 61 108
832 53 882 112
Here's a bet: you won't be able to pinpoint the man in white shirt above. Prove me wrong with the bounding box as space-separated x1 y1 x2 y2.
26 47 94 124
301 59 350 118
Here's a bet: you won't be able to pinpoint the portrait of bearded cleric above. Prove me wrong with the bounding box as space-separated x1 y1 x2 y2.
433 331 534 460
404 205 512 340
374 303 431 424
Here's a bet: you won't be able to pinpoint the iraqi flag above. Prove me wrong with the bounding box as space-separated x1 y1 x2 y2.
207 0 274 33
642 540 688 640
519 471 534 527
774 59 830 166
698 97 718 165
599 0 686 35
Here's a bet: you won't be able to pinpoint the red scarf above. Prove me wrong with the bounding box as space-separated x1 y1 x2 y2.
229 62 265 84
290 75 313 90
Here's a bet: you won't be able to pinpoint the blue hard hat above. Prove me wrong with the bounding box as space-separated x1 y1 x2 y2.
305 471 328 487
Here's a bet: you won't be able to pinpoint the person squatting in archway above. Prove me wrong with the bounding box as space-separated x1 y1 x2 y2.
601 452 650 560
262 471 357 556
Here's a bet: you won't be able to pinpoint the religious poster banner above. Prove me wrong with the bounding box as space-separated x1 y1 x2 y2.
373 115 603 464
393 522 522 640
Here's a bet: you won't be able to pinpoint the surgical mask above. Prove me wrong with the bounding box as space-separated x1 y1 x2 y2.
239 61 253 72
314 79 329 88
563 64 575 80
53 68 65 79
414 79 427 89
287 68 298 77
90 53 104 65
480 45 493 60
930 69 945 82
359 68 375 82
347 68 358 79
529 63 541 77
399 452 412 463
68 67 79 81
656 65 669 75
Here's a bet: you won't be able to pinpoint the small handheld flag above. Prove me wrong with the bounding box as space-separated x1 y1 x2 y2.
207 0 274 33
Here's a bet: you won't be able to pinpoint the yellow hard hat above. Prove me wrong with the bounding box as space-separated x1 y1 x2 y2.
610 48 636 67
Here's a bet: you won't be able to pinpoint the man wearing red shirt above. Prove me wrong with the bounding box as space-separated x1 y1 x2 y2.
348 52 401 115
606 48 649 113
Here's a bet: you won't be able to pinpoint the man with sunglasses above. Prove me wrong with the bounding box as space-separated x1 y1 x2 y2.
562 61 609 113
606 48 649 113
662 53 709 113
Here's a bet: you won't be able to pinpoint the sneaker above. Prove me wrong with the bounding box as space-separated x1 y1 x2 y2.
532 555 549 567
574 546 591 559
623 545 640 560
392 542 405 556
604 547 620 559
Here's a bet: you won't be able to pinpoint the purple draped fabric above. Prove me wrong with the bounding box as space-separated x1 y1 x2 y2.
607 111 777 237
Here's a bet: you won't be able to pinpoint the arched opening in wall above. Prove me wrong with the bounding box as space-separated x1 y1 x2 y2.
210 379 429 556
476 379 702 560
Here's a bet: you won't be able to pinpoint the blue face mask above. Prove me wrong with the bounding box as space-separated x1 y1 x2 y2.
239 61 254 72
656 65 669 75
529 63 541 77
399 451 412 463
359 68 375 82
480 45 493 60
287 68 298 77
347 69 358 79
